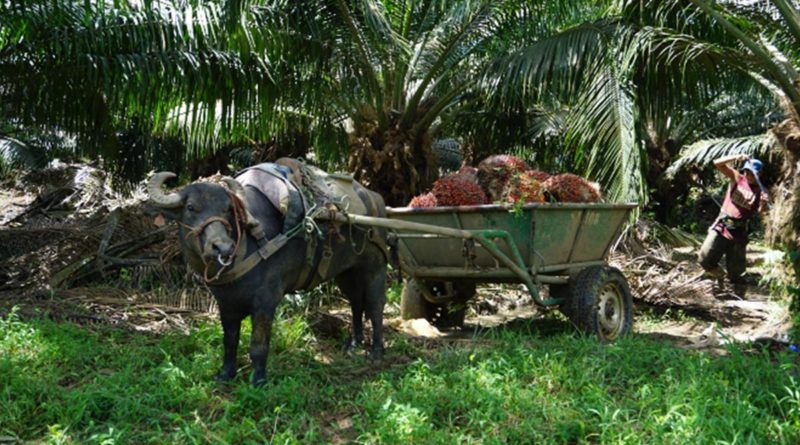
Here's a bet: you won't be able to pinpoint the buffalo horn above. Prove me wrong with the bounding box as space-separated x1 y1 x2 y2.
148 172 183 208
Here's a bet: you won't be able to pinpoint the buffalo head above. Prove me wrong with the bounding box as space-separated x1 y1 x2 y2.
148 172 248 269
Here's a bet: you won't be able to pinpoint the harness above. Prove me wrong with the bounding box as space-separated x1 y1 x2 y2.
179 191 246 283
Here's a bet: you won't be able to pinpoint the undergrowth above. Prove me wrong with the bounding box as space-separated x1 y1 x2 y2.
1 307 799 444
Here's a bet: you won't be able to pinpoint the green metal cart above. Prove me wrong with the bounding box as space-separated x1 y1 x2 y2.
326 202 636 340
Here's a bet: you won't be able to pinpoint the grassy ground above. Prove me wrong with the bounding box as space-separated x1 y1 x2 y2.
2 306 800 445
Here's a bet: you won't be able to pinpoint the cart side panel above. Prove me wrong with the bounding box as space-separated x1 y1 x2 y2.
392 210 534 268
458 210 533 267
530 207 583 266
387 204 634 272
393 213 464 268
569 208 628 262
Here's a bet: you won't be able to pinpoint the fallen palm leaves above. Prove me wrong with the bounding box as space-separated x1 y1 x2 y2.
0 163 213 331
613 219 777 328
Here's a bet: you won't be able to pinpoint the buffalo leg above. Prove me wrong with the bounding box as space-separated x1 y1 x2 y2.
216 314 241 382
336 273 364 352
347 297 365 352
249 308 275 387
365 269 386 361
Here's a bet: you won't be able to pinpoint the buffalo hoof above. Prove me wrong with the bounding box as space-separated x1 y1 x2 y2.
214 368 236 382
368 346 384 363
342 337 363 353
252 371 267 387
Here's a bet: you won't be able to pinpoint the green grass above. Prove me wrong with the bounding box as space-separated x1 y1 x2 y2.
1 307 799 444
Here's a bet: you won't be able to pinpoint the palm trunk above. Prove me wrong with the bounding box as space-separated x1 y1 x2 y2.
765 118 800 273
347 127 438 207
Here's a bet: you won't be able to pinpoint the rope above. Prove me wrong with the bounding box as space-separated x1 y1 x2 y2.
178 191 247 284
348 222 369 255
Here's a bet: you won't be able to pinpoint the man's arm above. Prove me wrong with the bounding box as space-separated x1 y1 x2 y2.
713 153 748 181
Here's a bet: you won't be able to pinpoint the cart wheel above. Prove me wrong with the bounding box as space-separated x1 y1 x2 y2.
400 279 475 329
569 266 632 341
549 283 572 317
426 281 475 328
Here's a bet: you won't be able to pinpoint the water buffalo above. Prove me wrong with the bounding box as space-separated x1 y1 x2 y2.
148 165 388 386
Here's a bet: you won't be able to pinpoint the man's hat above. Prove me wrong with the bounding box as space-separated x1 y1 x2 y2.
742 158 763 176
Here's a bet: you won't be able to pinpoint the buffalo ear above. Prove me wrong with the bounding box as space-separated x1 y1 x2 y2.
156 207 183 223
143 202 183 225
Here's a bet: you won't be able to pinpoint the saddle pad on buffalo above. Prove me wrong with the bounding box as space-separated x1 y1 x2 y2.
235 163 294 215
275 158 368 215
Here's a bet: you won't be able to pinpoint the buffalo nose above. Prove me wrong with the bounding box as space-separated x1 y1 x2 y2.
212 240 235 258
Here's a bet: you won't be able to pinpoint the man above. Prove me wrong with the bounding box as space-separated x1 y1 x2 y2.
698 153 768 291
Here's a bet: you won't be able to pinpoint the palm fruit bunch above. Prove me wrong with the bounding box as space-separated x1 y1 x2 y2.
476 155 530 201
408 192 438 208
502 170 546 204
431 172 488 206
526 170 550 183
542 173 601 203
457 165 479 183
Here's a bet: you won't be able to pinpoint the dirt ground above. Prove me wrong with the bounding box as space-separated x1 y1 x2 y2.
420 244 792 351
386 237 791 352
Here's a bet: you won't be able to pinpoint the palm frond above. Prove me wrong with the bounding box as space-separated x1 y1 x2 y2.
401 1 503 126
0 136 36 174
481 19 618 108
566 69 645 204
0 0 278 164
665 134 774 176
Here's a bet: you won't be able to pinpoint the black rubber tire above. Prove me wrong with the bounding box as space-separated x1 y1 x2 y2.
400 279 475 328
550 283 572 318
568 266 633 341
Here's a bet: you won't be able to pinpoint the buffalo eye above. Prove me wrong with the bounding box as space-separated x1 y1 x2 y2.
186 203 196 212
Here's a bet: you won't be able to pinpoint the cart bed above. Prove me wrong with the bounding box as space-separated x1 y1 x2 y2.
387 203 636 279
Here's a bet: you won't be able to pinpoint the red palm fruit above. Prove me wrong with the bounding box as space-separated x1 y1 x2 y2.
431 173 488 206
476 155 530 201
457 166 479 184
526 170 550 183
408 192 438 208
542 173 601 203
502 171 545 204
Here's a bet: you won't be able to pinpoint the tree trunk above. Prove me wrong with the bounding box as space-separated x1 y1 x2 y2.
646 137 690 224
347 126 438 207
765 118 800 272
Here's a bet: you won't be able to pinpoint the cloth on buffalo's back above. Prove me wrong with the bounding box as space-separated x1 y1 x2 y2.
275 158 369 215
236 163 294 215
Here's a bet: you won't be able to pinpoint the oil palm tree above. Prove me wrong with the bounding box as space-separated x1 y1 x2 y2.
0 0 277 178
254 0 615 205
2 0 611 201
616 0 800 257
260 0 750 206
4 0 786 214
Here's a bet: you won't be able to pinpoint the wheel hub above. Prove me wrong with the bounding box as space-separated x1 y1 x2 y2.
596 283 624 340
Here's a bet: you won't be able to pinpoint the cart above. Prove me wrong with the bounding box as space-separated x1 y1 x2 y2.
328 202 636 341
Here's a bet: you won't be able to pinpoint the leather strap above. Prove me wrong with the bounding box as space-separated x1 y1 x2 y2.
206 233 293 286
293 234 319 290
